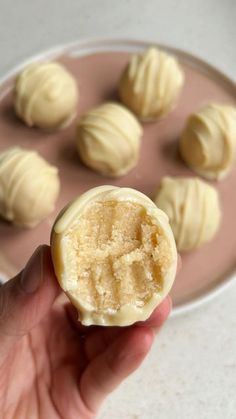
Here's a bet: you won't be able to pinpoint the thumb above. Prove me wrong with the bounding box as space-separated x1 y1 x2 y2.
0 245 60 361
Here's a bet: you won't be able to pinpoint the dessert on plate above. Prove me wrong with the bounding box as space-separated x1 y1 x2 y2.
0 147 60 227
76 102 142 177
14 61 78 130
154 176 221 252
119 46 184 121
180 103 236 180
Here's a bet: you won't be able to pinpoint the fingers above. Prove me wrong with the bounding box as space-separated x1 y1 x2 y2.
85 327 123 361
0 245 60 361
80 326 154 414
84 294 172 361
136 295 172 330
78 256 177 414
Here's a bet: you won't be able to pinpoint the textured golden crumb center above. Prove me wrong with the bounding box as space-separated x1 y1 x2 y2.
65 200 170 312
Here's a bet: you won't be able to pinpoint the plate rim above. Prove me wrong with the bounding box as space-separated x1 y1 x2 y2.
0 36 235 317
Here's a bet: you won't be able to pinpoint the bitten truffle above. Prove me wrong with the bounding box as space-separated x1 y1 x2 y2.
14 61 78 129
119 47 184 120
154 177 221 252
0 147 60 227
51 185 177 326
180 104 236 180
76 103 142 177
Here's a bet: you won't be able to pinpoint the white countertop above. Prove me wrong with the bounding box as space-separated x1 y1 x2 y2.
1 1 236 418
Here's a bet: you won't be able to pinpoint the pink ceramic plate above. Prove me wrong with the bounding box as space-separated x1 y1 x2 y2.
0 39 235 316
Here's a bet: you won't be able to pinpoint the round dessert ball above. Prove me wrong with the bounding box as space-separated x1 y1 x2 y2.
51 185 177 326
119 47 184 121
0 147 60 227
180 103 236 180
14 61 78 130
154 177 221 252
75 102 142 177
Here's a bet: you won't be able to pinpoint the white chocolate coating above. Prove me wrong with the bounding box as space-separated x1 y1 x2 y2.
14 62 78 129
0 147 60 227
119 47 184 120
154 177 221 252
180 103 236 180
76 102 142 177
51 185 177 326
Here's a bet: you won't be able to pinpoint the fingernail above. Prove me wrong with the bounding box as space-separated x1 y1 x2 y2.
21 246 44 293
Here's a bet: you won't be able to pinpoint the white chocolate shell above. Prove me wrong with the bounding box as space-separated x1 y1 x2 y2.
154 177 221 252
119 47 184 120
0 147 60 227
76 102 142 177
51 185 177 326
180 103 236 180
14 62 78 129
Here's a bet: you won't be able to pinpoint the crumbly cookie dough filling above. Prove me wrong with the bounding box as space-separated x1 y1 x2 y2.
62 200 171 312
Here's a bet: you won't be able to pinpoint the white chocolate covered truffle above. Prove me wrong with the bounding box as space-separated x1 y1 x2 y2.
51 185 177 326
119 47 184 120
14 62 78 129
154 177 221 252
76 102 142 177
180 104 236 180
0 147 60 227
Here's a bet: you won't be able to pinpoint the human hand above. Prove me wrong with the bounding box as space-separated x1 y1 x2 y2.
0 245 172 419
